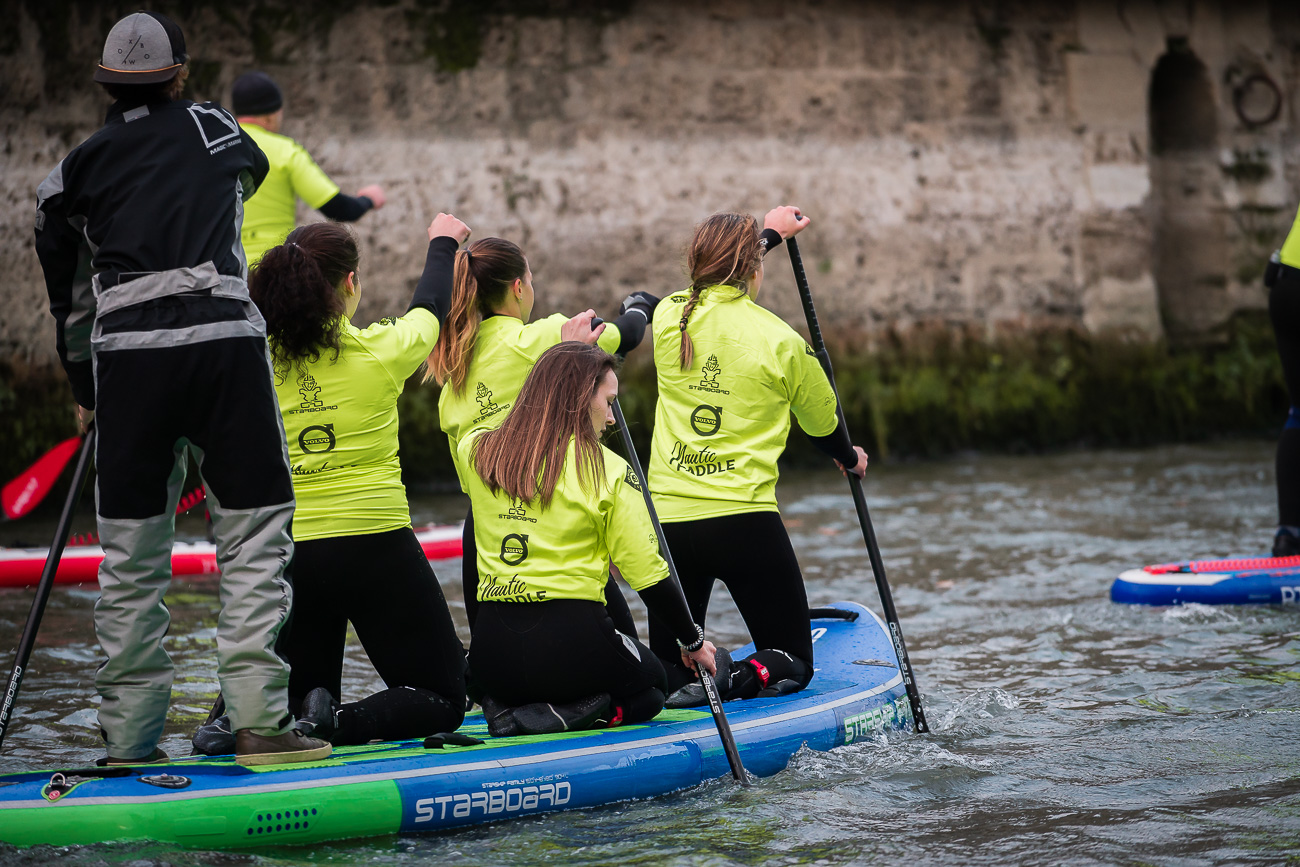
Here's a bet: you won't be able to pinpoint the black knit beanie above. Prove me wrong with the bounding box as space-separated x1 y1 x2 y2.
231 71 282 115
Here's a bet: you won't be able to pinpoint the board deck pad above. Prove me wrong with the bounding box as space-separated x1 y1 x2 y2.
0 602 908 849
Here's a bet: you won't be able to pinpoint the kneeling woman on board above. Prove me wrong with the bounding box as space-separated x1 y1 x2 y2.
647 206 869 707
195 215 472 753
462 342 718 736
425 235 656 632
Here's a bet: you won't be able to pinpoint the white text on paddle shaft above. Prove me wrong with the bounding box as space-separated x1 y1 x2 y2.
1281 587 1300 604
413 782 572 822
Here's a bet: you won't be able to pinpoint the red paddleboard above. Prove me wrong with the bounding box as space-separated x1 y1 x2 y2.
0 523 463 588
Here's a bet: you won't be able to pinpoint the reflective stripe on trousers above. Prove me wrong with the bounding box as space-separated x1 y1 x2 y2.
91 264 296 757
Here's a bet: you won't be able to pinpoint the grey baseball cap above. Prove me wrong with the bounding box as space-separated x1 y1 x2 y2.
94 11 187 84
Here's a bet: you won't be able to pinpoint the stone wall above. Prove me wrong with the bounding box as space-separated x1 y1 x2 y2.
2 0 1297 369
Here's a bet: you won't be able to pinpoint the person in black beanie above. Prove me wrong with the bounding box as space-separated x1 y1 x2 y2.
233 70 387 265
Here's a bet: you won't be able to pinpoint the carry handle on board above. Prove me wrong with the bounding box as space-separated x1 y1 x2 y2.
785 236 929 734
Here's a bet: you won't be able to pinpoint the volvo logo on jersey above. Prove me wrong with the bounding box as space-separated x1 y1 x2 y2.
690 404 722 436
500 533 529 566
299 423 336 454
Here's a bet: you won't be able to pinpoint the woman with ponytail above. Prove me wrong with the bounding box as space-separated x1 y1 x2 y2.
426 236 658 631
646 206 870 708
461 342 719 736
193 215 473 752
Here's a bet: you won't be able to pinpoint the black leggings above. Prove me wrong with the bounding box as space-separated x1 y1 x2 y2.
648 511 814 695
469 599 667 725
284 527 466 737
462 507 638 636
1272 271 1300 528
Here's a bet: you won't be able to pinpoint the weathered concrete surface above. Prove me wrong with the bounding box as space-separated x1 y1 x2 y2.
2 0 1297 369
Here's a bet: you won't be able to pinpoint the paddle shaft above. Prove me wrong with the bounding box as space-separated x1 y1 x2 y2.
608 398 749 785
0 429 96 751
785 238 929 734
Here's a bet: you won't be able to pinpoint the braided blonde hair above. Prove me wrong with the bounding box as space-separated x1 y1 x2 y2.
678 213 763 370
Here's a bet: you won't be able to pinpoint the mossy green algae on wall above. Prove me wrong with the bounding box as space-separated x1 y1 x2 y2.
394 315 1289 487
0 320 1286 494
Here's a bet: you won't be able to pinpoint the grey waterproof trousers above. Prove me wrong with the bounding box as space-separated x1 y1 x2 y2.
90 264 297 758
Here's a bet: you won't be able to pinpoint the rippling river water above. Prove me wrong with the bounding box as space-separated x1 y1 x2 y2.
0 439 1297 865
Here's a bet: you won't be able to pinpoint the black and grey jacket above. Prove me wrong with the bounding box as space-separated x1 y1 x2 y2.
34 97 270 408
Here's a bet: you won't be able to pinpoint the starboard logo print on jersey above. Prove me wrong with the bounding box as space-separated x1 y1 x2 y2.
689 355 729 395
299 374 323 408
288 372 337 415
475 382 507 423
499 500 538 523
623 466 642 492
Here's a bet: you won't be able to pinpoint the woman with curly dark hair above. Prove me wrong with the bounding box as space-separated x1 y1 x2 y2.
192 214 471 752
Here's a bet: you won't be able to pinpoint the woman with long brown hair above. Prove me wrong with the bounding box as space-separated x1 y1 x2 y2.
426 237 658 631
646 206 869 707
194 214 472 754
461 342 718 736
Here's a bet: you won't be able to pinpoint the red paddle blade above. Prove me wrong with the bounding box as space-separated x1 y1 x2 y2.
2 437 83 520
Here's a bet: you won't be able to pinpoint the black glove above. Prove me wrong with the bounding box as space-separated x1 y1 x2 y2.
619 291 660 323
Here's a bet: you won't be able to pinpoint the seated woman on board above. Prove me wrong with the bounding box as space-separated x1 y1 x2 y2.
195 215 471 753
461 342 717 736
646 206 869 708
426 234 657 636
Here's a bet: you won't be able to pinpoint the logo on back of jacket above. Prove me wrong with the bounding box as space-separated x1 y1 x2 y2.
474 382 508 423
188 104 243 155
499 499 538 524
287 373 338 415
689 355 730 395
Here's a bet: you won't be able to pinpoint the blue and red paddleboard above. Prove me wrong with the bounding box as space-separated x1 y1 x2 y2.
1111 555 1300 605
0 602 908 849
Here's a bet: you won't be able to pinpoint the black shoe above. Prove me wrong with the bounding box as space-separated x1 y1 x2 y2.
664 647 734 709
297 687 339 743
1274 529 1300 558
191 715 236 756
480 695 520 738
511 694 611 735
756 678 804 698
98 747 170 767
